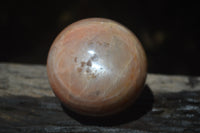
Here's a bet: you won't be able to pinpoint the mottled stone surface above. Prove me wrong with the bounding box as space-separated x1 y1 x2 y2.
0 63 200 133
47 18 147 116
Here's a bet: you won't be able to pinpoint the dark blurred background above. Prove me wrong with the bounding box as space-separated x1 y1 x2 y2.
1 0 200 76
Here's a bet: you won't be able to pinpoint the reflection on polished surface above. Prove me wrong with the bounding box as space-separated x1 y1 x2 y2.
47 18 147 116
87 50 105 74
88 50 95 55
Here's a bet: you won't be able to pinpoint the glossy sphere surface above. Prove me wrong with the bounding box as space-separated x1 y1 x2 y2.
47 18 147 116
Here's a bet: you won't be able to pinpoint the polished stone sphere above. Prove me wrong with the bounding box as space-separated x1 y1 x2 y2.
47 18 147 116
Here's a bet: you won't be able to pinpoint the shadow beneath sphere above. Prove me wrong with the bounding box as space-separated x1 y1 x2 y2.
61 85 154 126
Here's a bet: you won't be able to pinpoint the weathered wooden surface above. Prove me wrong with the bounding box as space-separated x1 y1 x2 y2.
0 63 200 133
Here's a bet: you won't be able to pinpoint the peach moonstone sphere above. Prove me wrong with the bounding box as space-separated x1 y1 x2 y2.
47 18 147 116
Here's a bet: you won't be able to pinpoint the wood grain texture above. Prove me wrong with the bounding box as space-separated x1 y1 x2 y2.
0 63 200 133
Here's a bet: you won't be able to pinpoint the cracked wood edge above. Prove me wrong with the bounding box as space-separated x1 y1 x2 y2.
0 63 199 97
0 63 200 133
